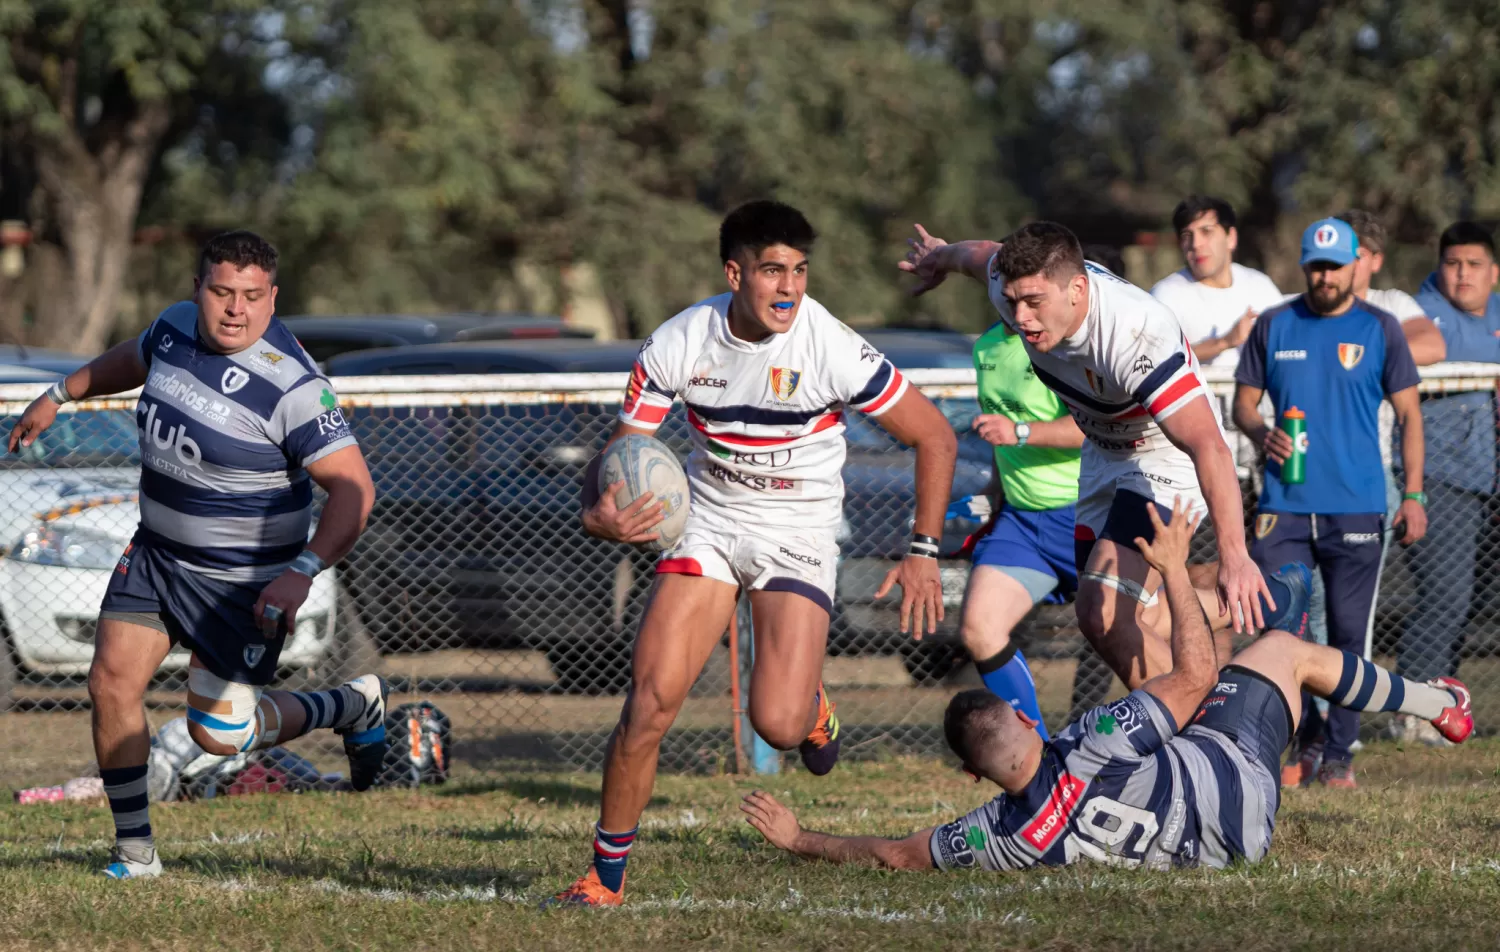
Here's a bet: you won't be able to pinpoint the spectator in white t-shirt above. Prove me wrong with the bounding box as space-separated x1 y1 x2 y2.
1151 195 1287 373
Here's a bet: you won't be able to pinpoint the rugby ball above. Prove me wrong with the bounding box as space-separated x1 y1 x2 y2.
598 434 690 552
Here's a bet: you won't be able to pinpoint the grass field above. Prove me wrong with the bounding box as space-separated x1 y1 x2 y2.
4 740 1500 950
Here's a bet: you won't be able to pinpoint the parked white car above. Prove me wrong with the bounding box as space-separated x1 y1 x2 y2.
0 409 344 704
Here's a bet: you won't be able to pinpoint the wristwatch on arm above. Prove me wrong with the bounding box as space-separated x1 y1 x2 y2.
1014 422 1032 447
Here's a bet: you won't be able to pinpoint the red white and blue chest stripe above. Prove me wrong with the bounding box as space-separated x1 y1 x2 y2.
619 293 907 527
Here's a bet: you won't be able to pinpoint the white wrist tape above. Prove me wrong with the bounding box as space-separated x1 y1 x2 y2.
46 381 73 405
287 549 327 578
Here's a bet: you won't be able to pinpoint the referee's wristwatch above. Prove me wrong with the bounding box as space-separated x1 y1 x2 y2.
1403 491 1427 506
1014 422 1032 447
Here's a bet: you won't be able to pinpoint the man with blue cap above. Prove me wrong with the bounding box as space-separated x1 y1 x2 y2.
1230 217 1428 790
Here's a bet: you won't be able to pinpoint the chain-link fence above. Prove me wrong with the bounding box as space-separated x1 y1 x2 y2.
1 366 1498 787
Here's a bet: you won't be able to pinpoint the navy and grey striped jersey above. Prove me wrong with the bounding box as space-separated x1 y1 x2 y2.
930 690 1276 872
133 302 358 582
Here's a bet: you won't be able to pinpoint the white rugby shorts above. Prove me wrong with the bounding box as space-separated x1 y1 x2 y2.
655 508 838 614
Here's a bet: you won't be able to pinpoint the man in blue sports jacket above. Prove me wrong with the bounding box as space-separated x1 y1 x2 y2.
1232 218 1427 790
1405 222 1500 717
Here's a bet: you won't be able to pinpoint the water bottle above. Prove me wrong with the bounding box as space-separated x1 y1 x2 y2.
1280 407 1307 485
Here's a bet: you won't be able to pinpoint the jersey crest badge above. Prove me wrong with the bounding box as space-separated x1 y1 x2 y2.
1084 369 1107 397
769 367 802 401
221 366 250 394
1255 513 1277 539
1337 343 1364 370
243 644 266 669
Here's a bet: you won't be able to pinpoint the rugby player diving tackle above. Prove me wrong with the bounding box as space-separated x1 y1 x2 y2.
741 496 1472 872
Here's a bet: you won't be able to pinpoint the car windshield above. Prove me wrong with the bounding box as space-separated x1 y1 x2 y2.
2 410 140 467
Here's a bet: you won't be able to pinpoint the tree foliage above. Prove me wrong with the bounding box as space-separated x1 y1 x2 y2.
5 0 1500 346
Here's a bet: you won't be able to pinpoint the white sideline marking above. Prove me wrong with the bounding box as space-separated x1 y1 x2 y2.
209 878 1030 923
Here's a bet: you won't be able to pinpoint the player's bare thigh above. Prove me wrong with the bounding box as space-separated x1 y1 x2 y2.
745 589 830 749
960 567 1039 659
1219 631 1308 727
625 573 740 729
1077 539 1173 688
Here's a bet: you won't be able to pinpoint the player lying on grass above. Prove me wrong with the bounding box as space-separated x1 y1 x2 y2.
742 497 1473 872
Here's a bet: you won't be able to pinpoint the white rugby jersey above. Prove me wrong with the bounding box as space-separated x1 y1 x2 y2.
618 292 908 530
987 260 1218 461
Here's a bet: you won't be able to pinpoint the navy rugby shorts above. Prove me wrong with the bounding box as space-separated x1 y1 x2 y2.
100 532 283 685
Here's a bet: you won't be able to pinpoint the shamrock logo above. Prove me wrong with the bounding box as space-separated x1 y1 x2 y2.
320 389 337 410
964 827 987 850
1096 714 1117 735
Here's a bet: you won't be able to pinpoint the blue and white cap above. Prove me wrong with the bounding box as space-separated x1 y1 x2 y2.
1300 217 1359 267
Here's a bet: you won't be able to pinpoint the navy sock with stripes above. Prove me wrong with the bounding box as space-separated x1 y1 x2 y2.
591 824 636 893
1327 651 1452 720
100 764 154 863
288 684 363 731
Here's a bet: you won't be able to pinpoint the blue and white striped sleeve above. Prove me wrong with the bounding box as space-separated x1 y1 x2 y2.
272 377 358 469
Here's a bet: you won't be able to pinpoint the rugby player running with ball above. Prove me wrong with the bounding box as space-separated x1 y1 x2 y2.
547 201 958 906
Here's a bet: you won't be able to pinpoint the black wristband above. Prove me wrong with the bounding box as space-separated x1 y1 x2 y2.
912 533 940 547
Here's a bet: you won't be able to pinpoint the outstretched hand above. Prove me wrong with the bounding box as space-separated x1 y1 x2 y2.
741 790 802 851
1133 496 1201 578
896 224 952 296
875 555 944 638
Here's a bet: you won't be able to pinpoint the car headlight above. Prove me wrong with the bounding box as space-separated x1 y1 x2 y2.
9 525 123 570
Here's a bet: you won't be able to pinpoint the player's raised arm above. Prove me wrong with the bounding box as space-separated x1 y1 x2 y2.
9 338 148 452
740 790 936 870
870 387 958 637
1133 498 1219 727
898 224 1001 296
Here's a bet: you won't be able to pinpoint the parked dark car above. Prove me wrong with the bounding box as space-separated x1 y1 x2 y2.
283 314 594 367
328 333 994 692
325 338 638 376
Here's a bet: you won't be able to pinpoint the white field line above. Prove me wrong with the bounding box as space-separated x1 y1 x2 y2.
199 861 1500 918
209 877 1031 924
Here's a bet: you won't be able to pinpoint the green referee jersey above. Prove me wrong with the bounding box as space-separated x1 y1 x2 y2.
973 321 1082 511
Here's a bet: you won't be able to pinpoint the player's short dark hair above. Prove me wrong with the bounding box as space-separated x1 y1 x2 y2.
718 201 817 264
1438 221 1496 261
994 222 1085 284
943 689 1010 764
1172 195 1237 235
1082 243 1127 278
198 230 278 281
1336 209 1386 255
